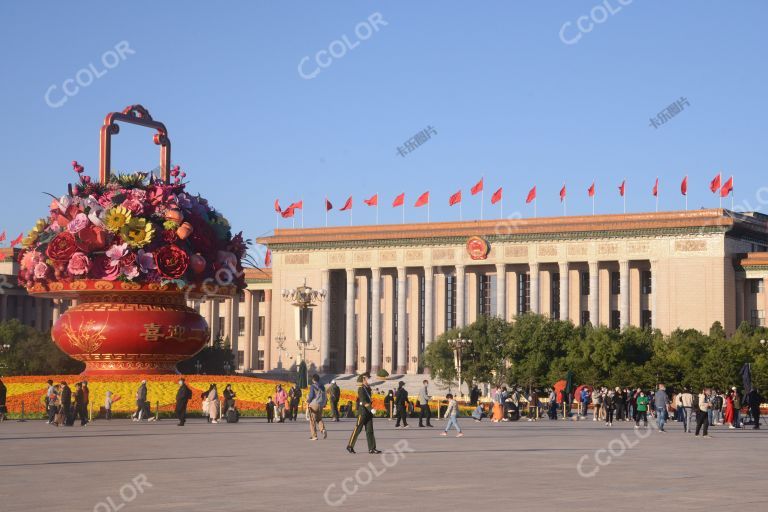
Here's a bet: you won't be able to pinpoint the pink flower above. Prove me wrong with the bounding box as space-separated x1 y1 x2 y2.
129 189 147 202
67 252 90 276
98 191 116 209
34 262 49 280
121 198 144 215
137 249 157 273
106 243 128 265
21 250 43 272
67 213 89 234
121 264 140 280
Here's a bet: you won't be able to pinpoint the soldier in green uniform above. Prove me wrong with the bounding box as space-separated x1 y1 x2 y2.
346 372 382 454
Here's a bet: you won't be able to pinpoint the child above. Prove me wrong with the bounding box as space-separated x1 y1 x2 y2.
441 394 464 437
266 396 275 423
104 391 121 420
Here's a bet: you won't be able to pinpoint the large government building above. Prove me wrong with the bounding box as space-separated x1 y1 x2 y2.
3 209 768 375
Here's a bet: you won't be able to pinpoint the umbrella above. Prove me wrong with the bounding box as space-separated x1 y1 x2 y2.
553 380 566 404
573 384 593 401
296 360 308 389
740 363 752 397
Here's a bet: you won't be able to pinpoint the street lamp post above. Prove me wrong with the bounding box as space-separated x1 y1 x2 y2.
447 337 472 398
281 280 326 364
275 332 287 370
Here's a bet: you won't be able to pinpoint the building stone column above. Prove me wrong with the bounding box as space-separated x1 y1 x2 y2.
370 267 382 373
650 260 659 329
345 268 356 374
424 266 434 346
264 290 272 370
51 299 61 324
558 262 569 322
495 263 506 320
243 291 253 372
619 260 630 329
210 300 220 344
320 269 331 373
530 263 540 315
764 277 768 327
230 297 239 362
396 266 407 374
589 261 599 326
455 265 466 327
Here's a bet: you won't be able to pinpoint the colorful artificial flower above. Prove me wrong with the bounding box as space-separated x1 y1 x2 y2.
46 232 78 261
120 217 154 248
67 213 89 234
105 206 132 233
90 254 120 281
137 249 157 273
154 244 189 279
67 252 91 276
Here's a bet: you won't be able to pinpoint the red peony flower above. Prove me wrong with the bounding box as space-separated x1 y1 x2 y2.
154 245 189 280
46 232 78 261
162 229 178 244
76 225 108 252
120 252 137 268
90 254 120 281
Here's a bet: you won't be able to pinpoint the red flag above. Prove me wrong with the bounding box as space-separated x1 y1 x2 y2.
10 233 22 247
292 200 303 210
491 187 503 205
414 191 430 207
392 193 405 207
325 198 333 211
0 231 5 243
721 177 733 197
449 190 462 206
652 178 659 197
363 194 378 206
618 180 626 197
340 196 353 211
471 178 483 196
281 206 296 218
274 199 281 213
559 184 567 202
681 176 688 196
710 173 721 193
525 186 536 204
588 182 595 198
264 249 272 267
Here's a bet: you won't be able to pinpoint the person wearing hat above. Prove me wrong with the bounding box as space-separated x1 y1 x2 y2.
346 373 381 454
329 379 341 422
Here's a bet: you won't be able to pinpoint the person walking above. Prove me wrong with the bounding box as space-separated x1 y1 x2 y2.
104 391 120 421
329 380 341 422
679 388 694 433
634 391 649 428
0 377 7 422
528 389 539 421
346 373 380 454
175 378 192 426
223 384 236 414
591 389 602 421
418 380 433 427
695 388 712 437
274 384 287 423
384 390 394 420
59 381 72 426
604 390 615 426
441 394 464 437
732 387 741 428
266 396 275 423
395 381 409 428
654 384 669 432
134 380 148 421
746 387 763 429
45 380 57 424
74 382 88 427
206 383 220 424
724 389 735 429
307 374 328 441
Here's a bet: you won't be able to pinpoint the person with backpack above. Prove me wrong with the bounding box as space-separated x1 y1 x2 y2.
307 374 328 441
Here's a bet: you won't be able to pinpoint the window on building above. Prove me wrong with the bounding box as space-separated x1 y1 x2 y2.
258 316 265 336
610 310 621 330
478 274 493 317
581 272 590 296
641 310 652 329
750 309 765 327
551 273 560 320
581 311 590 327
238 317 245 337
517 273 531 315
610 272 620 295
256 350 265 370
257 290 265 302
217 318 225 339
237 350 244 367
641 271 652 295
445 275 456 329
750 280 765 294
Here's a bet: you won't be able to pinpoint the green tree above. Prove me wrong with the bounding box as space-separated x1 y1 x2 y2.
0 320 84 375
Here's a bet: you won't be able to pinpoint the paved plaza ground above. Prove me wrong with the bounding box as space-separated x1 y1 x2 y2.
1 416 766 511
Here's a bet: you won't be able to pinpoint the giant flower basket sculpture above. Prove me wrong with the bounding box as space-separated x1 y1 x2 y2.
19 105 247 375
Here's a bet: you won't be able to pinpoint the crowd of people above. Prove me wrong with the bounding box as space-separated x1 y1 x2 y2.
39 379 94 427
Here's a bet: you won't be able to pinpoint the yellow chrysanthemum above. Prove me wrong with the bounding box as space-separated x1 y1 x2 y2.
120 217 154 248
105 206 132 233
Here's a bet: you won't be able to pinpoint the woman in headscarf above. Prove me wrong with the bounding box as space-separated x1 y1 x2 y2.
206 383 220 424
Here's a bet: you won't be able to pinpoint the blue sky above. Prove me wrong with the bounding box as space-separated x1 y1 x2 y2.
1 1 766 254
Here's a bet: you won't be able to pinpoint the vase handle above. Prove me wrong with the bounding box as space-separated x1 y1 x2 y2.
99 105 171 184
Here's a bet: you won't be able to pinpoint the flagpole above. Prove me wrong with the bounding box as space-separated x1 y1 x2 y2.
325 198 328 227
500 197 503 219
731 177 735 210
719 172 723 209
459 201 463 221
376 194 379 225
301 200 304 228
350 209 353 226
402 204 405 224
428 202 431 223
535 197 538 218
480 179 484 221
